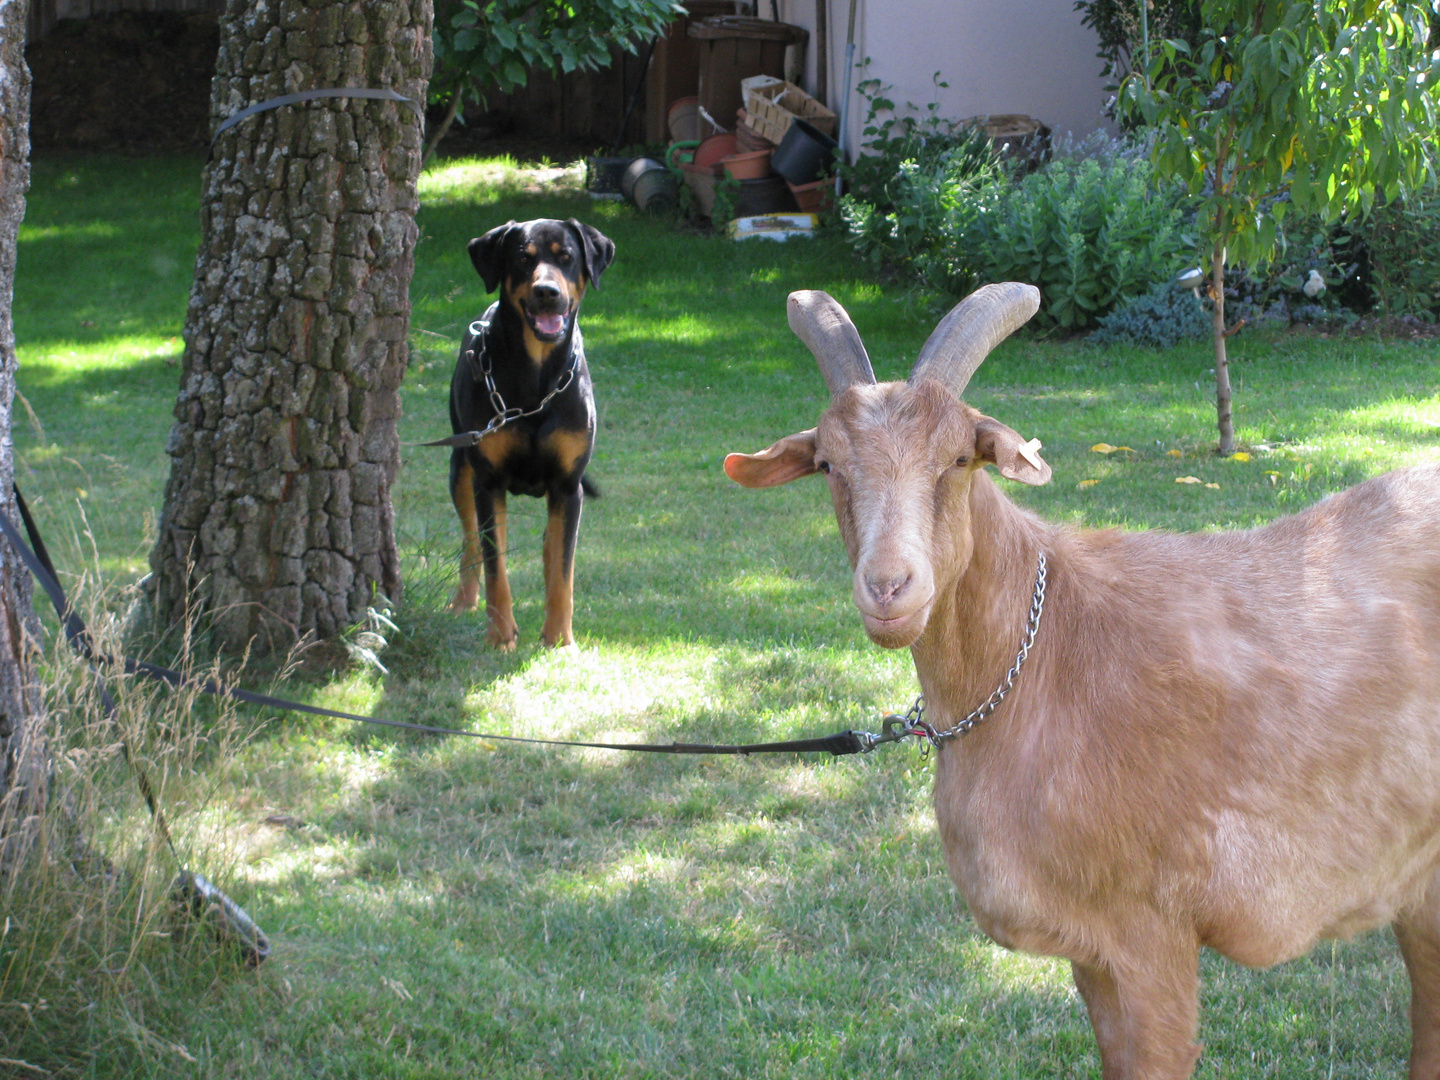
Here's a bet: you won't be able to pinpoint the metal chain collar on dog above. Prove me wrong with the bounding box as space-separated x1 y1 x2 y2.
410 307 580 450
470 313 578 444
857 552 1048 752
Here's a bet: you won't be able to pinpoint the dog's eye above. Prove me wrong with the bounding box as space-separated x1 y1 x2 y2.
817 460 832 475
557 251 572 264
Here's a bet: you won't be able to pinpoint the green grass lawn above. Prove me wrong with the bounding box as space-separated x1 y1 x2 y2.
4 152 1439 1078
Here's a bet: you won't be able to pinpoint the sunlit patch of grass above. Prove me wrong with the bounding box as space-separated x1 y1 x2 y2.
19 332 183 378
19 220 122 242
418 156 585 206
729 571 806 601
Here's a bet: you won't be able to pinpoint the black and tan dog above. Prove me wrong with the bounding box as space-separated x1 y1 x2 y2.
448 218 614 649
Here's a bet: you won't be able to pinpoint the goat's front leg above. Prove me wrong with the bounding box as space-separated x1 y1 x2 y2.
1395 872 1440 1080
1071 931 1203 1080
540 481 583 648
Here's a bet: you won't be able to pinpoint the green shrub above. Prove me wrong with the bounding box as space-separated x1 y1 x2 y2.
1073 0 1203 87
836 73 1002 297
1341 181 1440 321
1090 280 1210 348
969 139 1194 329
838 77 1195 331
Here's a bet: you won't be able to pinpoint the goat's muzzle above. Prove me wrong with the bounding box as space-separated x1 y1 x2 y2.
854 557 935 649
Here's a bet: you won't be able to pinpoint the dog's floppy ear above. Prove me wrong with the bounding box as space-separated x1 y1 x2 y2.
566 219 615 290
468 221 517 294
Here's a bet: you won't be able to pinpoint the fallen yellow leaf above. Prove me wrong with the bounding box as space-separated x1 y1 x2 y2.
1091 443 1135 454
1176 476 1203 484
1229 452 1251 462
1078 479 1100 489
1166 449 1183 458
1205 483 1221 490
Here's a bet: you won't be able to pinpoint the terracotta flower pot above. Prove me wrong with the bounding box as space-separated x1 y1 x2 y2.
721 149 772 180
667 96 700 142
692 132 739 170
786 177 834 214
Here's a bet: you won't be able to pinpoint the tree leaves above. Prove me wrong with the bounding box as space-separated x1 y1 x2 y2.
432 0 682 107
1124 0 1439 263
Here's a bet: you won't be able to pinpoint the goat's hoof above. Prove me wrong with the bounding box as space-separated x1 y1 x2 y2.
449 590 479 613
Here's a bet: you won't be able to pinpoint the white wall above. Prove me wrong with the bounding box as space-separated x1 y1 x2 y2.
775 0 1114 157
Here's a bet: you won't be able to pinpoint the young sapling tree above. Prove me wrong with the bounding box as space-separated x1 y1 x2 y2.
1122 0 1439 455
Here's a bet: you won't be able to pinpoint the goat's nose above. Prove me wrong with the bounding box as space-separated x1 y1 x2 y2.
865 571 912 607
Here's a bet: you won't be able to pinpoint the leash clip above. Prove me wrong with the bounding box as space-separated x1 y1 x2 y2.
856 713 926 753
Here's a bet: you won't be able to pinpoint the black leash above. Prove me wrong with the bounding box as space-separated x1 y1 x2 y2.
0 491 922 759
211 87 423 149
0 489 928 963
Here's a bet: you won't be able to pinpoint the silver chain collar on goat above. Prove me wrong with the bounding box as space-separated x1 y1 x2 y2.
867 551 1048 751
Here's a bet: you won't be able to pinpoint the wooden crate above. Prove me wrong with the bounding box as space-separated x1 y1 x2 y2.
743 79 836 145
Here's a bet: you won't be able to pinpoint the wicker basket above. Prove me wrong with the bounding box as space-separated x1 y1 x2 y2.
743 79 837 146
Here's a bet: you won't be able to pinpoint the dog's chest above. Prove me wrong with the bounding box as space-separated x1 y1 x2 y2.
475 419 590 498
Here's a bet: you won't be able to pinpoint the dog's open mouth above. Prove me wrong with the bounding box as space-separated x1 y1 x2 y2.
526 307 570 341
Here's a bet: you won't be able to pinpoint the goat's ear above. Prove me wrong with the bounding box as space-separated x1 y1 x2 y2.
975 416 1051 486
723 430 819 488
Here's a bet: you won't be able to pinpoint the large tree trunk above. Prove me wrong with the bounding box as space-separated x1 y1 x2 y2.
0 0 48 862
150 0 432 654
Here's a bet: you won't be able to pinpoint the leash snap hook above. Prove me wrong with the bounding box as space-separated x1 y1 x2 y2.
856 713 923 753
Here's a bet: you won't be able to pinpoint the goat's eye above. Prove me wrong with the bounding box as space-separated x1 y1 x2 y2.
955 456 970 468
817 460 832 475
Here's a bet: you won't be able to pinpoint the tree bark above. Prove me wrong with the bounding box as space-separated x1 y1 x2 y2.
1210 240 1235 457
0 0 49 863
150 0 432 654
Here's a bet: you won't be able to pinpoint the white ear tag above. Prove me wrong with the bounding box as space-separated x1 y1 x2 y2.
1018 438 1045 470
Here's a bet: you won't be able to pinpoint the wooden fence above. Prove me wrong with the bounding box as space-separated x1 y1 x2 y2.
28 0 223 42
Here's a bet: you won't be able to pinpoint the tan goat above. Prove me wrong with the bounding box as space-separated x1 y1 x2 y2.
724 282 1440 1079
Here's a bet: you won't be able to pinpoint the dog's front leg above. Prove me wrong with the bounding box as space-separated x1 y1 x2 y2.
540 483 583 647
449 455 485 613
479 486 520 650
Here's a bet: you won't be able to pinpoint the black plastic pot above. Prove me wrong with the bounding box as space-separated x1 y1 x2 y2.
731 175 799 216
770 118 838 185
621 157 678 212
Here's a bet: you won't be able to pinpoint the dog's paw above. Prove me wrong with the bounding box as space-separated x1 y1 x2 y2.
486 623 520 651
449 588 480 612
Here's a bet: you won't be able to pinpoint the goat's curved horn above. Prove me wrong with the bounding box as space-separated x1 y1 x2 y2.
909 282 1041 398
787 290 877 398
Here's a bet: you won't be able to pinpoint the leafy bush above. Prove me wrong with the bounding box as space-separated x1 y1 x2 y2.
1073 0 1202 87
968 139 1194 329
837 73 1003 297
1340 181 1440 321
1090 280 1210 348
839 80 1194 331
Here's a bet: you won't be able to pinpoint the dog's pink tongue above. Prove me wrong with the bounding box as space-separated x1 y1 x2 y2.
534 312 565 337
